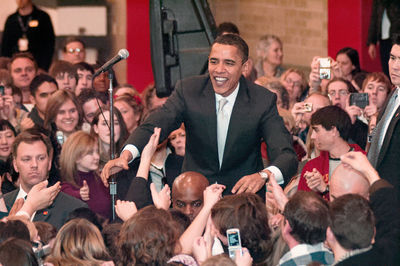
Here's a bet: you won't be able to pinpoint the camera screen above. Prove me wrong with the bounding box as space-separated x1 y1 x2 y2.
228 231 240 247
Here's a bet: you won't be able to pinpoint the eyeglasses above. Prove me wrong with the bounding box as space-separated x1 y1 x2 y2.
285 79 302 88
328 90 349 97
66 48 83 54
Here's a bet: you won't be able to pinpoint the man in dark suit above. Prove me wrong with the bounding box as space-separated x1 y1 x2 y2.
101 34 298 195
368 0 400 76
368 34 400 198
3 129 87 229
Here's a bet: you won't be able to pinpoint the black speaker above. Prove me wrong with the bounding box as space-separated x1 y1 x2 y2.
150 0 217 97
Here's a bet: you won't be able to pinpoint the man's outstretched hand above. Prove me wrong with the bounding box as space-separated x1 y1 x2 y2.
101 150 132 187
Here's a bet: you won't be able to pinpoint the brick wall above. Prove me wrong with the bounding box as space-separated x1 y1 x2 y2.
209 0 328 70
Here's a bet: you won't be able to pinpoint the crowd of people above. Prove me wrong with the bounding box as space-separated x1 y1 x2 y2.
0 0 399 265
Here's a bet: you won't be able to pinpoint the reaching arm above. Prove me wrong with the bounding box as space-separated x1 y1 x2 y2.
179 184 225 254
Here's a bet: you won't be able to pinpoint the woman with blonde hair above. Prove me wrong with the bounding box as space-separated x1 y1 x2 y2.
60 131 111 219
46 218 113 265
255 34 284 78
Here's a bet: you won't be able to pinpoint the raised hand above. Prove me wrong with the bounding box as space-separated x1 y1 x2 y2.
150 183 171 210
203 184 225 210
115 200 137 221
137 127 161 180
267 173 288 212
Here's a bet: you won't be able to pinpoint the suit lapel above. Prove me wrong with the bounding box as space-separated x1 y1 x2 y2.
221 77 250 169
377 89 397 121
377 104 400 166
4 189 19 211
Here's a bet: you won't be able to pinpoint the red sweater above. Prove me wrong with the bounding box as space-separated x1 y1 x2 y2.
297 143 365 200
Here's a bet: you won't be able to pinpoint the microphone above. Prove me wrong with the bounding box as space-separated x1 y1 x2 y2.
93 49 129 77
56 131 65 145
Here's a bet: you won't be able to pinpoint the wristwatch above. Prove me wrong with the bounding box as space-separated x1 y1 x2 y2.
321 185 329 195
258 170 269 181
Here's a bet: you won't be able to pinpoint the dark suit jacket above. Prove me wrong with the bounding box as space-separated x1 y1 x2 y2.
125 74 298 194
373 89 400 197
4 189 88 230
367 0 400 45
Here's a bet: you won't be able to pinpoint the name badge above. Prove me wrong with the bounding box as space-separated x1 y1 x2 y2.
29 20 39 27
18 36 29 51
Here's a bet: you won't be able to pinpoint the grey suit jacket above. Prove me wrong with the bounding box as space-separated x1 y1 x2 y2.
4 189 88 230
125 74 298 194
372 89 400 196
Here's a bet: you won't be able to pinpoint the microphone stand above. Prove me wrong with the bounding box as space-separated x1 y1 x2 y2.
107 69 117 220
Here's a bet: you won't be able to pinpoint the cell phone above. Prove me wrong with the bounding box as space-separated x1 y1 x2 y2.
227 228 242 259
0 85 4 96
303 102 313 112
319 58 331 80
350 93 369 109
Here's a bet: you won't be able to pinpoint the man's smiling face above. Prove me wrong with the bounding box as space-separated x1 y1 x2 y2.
208 43 248 97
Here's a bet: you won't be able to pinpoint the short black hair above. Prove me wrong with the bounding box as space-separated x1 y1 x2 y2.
74 61 94 74
30 74 58 96
0 119 16 136
213 34 249 63
336 47 361 75
216 22 240 36
283 191 329 245
329 194 375 250
311 105 352 141
391 33 400 47
77 88 107 106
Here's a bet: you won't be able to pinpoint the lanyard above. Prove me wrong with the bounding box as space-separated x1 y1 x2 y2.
17 14 32 34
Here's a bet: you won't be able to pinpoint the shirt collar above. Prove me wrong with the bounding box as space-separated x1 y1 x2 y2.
16 185 28 200
215 82 240 104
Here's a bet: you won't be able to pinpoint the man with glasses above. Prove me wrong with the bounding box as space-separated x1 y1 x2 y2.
62 37 86 64
326 77 368 149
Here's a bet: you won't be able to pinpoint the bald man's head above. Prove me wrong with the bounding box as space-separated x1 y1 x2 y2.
172 171 209 221
330 163 370 201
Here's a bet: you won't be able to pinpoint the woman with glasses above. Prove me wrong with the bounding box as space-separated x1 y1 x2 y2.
280 68 308 109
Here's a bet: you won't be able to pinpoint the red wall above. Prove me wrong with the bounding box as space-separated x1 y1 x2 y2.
126 0 153 92
328 0 381 72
